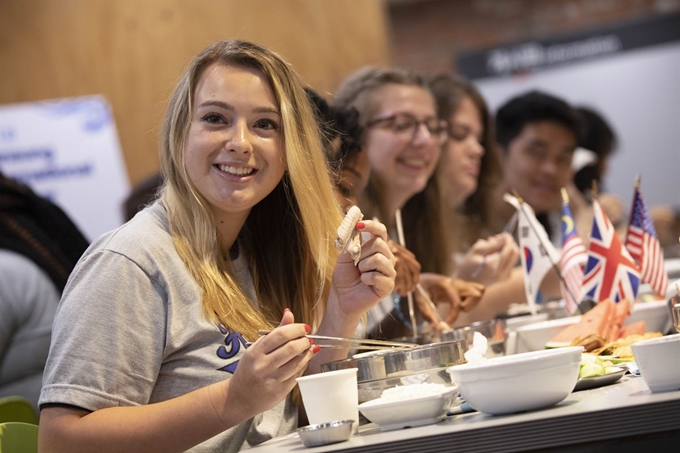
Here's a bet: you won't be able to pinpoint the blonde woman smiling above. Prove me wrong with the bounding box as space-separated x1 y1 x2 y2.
39 40 395 453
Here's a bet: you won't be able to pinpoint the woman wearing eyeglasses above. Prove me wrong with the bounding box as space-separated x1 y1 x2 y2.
334 67 484 338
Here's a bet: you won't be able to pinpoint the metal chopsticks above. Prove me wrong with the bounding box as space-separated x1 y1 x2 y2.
493 210 518 273
256 330 416 350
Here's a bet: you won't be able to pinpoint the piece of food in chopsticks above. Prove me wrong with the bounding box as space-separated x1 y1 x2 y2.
334 205 363 265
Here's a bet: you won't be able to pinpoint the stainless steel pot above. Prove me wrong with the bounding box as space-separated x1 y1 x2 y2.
321 339 468 403
440 319 507 358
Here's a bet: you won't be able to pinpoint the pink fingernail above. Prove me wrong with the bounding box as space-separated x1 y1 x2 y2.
356 221 366 229
304 324 312 333
308 338 314 345
312 345 321 354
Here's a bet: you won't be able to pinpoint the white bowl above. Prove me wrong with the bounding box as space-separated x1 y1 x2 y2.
665 259 680 281
515 317 580 352
358 386 458 431
630 333 680 392
446 347 581 415
512 300 672 353
504 313 550 332
625 300 672 334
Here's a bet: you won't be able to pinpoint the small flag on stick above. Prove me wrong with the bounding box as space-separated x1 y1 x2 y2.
504 193 560 315
582 198 640 303
624 175 668 297
560 188 587 315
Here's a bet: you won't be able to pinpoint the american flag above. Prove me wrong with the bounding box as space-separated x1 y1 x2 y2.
560 202 587 315
625 186 668 297
582 200 640 302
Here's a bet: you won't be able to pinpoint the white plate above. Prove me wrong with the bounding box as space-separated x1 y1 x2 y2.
515 317 580 353
573 367 627 391
358 386 458 431
513 300 673 354
504 313 550 332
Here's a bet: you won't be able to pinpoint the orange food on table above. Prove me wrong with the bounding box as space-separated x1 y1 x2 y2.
618 320 646 339
605 298 631 341
548 298 651 347
549 299 615 344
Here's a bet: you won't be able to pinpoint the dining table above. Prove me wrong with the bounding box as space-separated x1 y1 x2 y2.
246 375 680 452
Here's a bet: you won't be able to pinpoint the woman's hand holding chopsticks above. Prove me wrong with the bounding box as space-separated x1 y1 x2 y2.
230 310 317 416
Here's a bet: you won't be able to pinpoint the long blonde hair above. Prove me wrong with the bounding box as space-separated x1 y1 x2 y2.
334 67 451 274
159 40 342 341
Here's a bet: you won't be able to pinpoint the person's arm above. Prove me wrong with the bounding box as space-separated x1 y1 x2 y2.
388 239 421 296
0 268 14 362
308 219 395 373
453 233 519 287
38 248 315 453
40 312 314 453
39 382 243 453
414 274 485 328
453 266 561 325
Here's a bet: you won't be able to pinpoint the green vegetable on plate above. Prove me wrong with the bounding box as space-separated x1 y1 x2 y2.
578 353 620 379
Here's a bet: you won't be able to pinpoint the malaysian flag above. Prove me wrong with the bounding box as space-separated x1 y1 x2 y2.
582 199 640 302
560 200 587 315
625 184 668 297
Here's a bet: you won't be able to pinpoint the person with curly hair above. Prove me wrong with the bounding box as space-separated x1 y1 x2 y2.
0 172 89 410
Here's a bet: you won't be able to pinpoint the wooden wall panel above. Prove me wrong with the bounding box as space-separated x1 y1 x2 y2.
0 0 391 184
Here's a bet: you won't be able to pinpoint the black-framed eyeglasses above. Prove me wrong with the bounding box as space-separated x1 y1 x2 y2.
365 113 448 145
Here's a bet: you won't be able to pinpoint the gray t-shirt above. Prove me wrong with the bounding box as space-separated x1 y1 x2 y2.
39 203 297 452
0 250 60 410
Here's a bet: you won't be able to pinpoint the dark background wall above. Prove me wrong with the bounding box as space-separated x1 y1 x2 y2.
387 0 680 74
2 0 679 191
0 0 391 186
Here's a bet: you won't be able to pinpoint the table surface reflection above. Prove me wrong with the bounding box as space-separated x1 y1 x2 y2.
246 376 680 453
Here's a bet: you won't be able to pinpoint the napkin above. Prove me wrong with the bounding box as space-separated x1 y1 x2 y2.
464 332 488 365
572 147 598 172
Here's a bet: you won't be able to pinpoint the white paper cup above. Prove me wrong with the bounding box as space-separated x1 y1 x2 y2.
296 368 359 432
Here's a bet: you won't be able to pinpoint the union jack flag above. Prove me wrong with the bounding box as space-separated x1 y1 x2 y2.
560 202 587 315
625 186 668 297
582 200 640 302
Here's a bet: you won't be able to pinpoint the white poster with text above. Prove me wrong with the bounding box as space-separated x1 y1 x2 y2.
0 95 130 241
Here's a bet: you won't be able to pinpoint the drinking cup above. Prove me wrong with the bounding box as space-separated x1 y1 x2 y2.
296 368 359 433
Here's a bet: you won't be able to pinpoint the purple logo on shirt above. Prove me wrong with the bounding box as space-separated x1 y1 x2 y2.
216 325 248 374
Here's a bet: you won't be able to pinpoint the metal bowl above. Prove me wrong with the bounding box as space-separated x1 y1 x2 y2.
321 340 468 403
296 420 354 448
440 319 507 358
387 333 434 345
